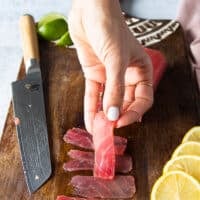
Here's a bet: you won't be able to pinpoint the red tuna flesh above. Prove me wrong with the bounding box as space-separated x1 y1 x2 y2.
64 150 132 173
56 195 94 200
93 112 115 179
70 175 136 198
64 128 127 155
56 196 85 200
145 48 167 89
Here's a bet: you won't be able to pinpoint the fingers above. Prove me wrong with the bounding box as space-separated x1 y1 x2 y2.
103 58 126 121
122 85 135 111
84 79 101 133
116 82 153 128
116 110 141 128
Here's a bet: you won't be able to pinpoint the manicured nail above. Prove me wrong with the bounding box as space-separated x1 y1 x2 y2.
107 106 119 121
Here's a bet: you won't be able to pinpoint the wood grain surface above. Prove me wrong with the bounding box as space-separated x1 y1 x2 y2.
0 22 200 200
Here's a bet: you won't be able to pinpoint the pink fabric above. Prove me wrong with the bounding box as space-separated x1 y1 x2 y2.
176 0 200 87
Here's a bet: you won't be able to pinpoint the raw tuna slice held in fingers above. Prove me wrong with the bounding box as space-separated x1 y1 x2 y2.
70 175 136 198
93 111 115 179
64 150 132 173
64 128 127 155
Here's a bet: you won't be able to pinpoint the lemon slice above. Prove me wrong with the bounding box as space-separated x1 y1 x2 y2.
163 155 200 182
151 171 200 200
182 126 200 143
171 142 200 159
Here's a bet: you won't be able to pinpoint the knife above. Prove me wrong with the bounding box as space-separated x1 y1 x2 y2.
120 0 181 19
11 14 51 193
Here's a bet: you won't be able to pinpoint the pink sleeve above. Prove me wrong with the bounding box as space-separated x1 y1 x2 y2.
176 0 200 88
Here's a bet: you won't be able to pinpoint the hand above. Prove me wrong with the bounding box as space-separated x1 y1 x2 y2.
68 0 153 133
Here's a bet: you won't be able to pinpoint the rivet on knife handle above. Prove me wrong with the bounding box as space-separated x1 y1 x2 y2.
19 14 39 69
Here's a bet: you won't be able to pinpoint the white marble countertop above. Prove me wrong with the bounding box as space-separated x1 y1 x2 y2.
0 0 71 138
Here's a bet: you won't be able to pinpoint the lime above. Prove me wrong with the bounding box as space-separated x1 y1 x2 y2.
37 18 68 41
171 141 200 158
182 126 200 143
163 155 200 182
151 171 200 200
55 32 73 46
38 12 67 28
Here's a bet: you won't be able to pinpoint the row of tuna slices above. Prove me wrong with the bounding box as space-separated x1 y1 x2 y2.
58 112 136 199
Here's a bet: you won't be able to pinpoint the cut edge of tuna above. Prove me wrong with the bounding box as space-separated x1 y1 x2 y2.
70 175 136 199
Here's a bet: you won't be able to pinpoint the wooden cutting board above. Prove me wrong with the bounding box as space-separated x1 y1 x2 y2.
0 19 200 200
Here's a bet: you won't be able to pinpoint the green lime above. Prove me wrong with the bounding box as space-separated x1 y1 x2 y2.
37 18 68 41
55 32 73 46
38 12 67 28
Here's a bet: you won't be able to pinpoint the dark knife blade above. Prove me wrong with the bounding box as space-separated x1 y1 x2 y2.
11 15 51 193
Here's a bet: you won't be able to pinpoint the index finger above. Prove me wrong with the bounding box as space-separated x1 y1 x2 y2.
84 79 101 134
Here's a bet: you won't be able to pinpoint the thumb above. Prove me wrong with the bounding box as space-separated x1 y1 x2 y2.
103 60 125 121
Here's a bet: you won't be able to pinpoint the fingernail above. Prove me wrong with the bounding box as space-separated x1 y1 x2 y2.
107 106 119 121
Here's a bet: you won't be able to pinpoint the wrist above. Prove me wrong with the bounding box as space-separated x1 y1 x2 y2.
72 0 121 12
72 0 123 23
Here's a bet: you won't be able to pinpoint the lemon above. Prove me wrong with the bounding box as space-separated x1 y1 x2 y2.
55 32 73 46
171 141 200 159
163 155 200 182
151 171 200 200
182 126 200 143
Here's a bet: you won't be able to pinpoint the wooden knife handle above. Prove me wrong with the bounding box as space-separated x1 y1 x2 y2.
19 14 39 65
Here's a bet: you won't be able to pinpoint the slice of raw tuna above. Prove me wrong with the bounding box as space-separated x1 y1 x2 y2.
63 128 127 155
70 175 136 198
56 196 81 200
64 128 93 150
115 154 133 173
67 149 94 161
63 160 93 172
144 48 167 90
56 195 92 200
64 150 132 173
93 112 115 179
113 135 127 155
